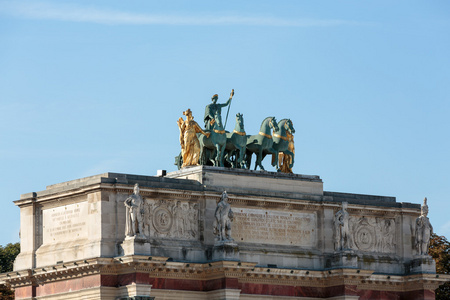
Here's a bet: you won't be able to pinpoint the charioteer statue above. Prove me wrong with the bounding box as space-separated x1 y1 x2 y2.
204 90 234 130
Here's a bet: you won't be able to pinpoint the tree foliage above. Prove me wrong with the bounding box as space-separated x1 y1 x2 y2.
0 243 20 273
429 233 450 300
0 242 20 300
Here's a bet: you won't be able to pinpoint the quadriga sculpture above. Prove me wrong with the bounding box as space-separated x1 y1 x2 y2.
272 119 295 172
245 116 279 170
198 110 227 167
224 113 247 168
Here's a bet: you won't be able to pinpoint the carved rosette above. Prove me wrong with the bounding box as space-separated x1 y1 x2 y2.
153 206 173 234
354 222 375 251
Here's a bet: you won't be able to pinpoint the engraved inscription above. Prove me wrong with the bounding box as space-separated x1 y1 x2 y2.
43 202 88 244
233 208 316 247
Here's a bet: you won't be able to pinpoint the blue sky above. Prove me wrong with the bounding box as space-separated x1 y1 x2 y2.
0 1 449 246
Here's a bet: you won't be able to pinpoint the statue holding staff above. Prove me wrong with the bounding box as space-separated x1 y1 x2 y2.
204 89 234 130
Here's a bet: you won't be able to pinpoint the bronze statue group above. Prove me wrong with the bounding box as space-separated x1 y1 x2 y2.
177 90 295 172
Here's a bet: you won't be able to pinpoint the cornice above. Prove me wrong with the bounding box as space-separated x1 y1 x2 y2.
3 257 448 293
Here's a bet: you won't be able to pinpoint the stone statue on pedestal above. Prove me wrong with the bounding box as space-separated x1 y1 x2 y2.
213 191 234 242
415 198 433 255
334 202 350 251
124 183 145 238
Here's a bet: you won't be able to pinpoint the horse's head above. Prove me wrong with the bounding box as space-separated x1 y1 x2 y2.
236 113 244 130
269 117 279 132
285 119 295 135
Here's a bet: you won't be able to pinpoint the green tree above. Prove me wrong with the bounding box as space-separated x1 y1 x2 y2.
429 234 450 300
0 242 20 300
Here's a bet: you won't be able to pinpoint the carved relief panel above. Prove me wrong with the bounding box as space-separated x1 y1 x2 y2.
348 216 396 253
143 199 199 240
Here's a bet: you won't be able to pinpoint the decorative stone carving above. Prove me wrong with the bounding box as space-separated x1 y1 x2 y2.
376 218 396 253
187 202 198 238
415 198 433 255
334 202 350 251
347 216 396 253
353 217 375 251
145 199 198 240
152 205 173 234
213 191 234 242
124 183 145 238
173 201 185 237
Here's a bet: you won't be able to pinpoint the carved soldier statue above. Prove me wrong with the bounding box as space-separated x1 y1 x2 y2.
204 90 234 130
177 109 210 168
415 198 433 255
334 202 350 251
124 183 145 238
213 191 234 242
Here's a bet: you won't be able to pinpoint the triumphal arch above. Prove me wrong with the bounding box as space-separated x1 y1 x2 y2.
1 91 448 299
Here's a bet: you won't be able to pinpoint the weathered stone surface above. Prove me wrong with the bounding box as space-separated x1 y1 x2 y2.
4 168 448 299
166 165 323 198
234 208 316 247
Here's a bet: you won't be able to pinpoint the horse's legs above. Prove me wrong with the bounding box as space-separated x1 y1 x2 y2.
210 148 217 165
227 149 236 168
235 145 243 168
244 150 252 170
269 148 280 171
218 144 225 167
256 148 264 170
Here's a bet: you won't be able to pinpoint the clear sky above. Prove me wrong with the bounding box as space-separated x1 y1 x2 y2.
0 1 449 246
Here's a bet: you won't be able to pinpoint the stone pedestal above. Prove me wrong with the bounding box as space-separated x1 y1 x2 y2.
212 241 240 261
410 256 436 274
330 250 358 268
120 236 151 256
118 283 153 300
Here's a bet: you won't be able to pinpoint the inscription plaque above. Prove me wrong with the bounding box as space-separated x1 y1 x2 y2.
43 202 88 244
234 208 316 247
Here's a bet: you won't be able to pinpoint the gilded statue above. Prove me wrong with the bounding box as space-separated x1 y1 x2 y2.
278 130 295 173
204 90 234 130
213 191 234 242
415 198 433 255
177 109 210 168
273 119 295 172
124 183 145 238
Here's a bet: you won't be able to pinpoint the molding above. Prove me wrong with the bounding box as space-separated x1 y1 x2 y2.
4 257 448 294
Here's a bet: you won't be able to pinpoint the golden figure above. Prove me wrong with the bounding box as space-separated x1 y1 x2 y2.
278 131 295 173
177 109 210 168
